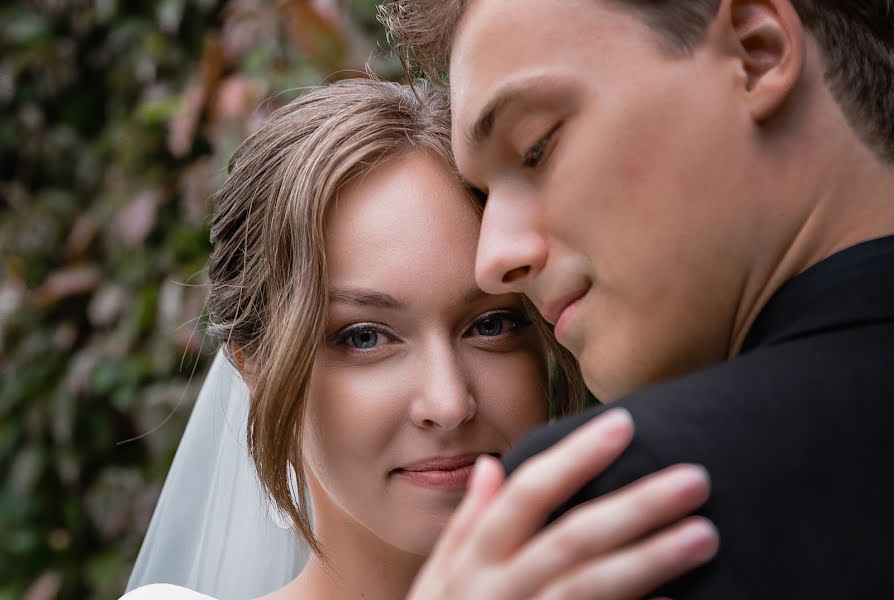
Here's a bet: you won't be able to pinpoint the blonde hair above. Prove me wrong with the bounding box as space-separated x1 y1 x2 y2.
206 78 585 555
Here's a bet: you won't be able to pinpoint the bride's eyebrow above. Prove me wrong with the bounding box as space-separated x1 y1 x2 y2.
329 288 407 310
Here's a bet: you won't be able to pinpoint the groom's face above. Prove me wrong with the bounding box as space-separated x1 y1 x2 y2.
451 0 764 400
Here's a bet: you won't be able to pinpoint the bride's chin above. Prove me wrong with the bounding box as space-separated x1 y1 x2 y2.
385 517 452 556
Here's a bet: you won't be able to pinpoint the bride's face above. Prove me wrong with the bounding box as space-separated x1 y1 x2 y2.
303 151 549 555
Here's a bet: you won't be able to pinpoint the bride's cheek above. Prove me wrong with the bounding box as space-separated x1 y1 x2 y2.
468 343 551 434
305 360 408 481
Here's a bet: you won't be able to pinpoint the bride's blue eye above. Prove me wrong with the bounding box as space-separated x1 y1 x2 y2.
468 311 531 338
350 329 379 349
332 323 392 351
475 316 504 337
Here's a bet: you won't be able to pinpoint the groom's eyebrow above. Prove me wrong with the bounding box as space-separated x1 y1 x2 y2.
329 288 407 310
468 87 518 149
466 75 564 150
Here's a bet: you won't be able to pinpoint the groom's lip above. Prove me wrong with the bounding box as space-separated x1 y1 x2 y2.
542 287 589 326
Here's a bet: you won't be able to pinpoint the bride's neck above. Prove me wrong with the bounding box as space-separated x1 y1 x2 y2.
295 529 425 600
271 486 426 600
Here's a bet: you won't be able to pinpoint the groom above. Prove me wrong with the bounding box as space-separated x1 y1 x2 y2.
387 0 894 597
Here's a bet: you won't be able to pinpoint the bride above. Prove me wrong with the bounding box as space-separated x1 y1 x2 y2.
122 78 716 600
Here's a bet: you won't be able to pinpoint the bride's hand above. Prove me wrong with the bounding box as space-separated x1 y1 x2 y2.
407 408 718 600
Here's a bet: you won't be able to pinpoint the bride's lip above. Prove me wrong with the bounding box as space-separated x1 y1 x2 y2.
392 453 499 491
398 453 484 471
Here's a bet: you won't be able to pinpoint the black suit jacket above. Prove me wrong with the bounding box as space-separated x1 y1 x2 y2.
503 235 894 598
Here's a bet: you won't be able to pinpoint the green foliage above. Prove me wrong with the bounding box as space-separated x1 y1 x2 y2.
0 1 396 597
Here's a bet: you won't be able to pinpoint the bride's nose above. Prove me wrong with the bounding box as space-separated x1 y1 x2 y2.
409 346 476 431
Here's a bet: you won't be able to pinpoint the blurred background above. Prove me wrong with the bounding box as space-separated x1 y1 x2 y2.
0 1 397 597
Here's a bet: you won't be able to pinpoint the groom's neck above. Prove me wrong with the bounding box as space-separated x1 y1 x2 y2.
726 124 894 357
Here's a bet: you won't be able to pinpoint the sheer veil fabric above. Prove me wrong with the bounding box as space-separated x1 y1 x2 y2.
127 350 308 599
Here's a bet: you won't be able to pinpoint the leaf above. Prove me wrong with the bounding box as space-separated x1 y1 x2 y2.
21 571 61 600
111 190 159 247
177 157 217 225
167 83 204 158
64 214 99 259
167 32 224 158
8 445 44 499
135 94 180 127
279 0 347 74
0 11 50 45
88 283 126 328
31 265 102 307
211 74 260 121
84 468 143 539
0 274 26 334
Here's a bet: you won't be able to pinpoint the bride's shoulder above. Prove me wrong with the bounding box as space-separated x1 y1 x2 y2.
119 584 218 600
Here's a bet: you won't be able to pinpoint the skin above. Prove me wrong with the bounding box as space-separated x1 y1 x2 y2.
405 0 894 597
264 151 550 599
305 150 550 557
257 151 715 600
449 0 894 401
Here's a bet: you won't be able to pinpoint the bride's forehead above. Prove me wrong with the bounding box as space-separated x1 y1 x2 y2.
325 167 478 257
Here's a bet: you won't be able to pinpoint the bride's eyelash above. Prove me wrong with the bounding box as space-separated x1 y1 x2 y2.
465 309 533 336
329 310 531 350
331 322 393 348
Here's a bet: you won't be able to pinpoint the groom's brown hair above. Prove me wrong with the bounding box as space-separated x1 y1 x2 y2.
381 0 894 159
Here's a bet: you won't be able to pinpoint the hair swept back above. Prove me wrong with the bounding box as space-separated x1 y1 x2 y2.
380 0 894 159
205 77 585 556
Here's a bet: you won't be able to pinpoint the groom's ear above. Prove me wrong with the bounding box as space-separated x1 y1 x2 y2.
713 0 805 122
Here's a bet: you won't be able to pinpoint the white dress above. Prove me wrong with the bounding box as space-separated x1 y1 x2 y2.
120 584 218 600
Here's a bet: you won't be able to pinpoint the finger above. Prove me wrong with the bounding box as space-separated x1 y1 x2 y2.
507 463 710 593
432 454 505 556
407 457 506 597
474 408 635 558
533 516 719 600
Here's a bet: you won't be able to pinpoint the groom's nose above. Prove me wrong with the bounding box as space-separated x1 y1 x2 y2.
475 191 547 295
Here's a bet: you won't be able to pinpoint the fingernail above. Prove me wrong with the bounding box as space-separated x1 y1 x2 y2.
669 464 710 494
597 407 634 437
678 518 719 564
468 455 489 492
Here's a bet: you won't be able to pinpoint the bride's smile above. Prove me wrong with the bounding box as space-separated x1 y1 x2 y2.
390 452 499 492
302 150 550 558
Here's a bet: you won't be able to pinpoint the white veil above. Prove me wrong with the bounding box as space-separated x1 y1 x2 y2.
127 349 309 599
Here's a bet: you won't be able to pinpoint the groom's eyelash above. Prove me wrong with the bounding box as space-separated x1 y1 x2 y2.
470 187 488 206
521 124 560 170
464 125 560 205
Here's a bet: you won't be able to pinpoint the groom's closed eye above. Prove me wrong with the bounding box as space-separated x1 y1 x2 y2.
520 124 560 171
469 186 488 206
